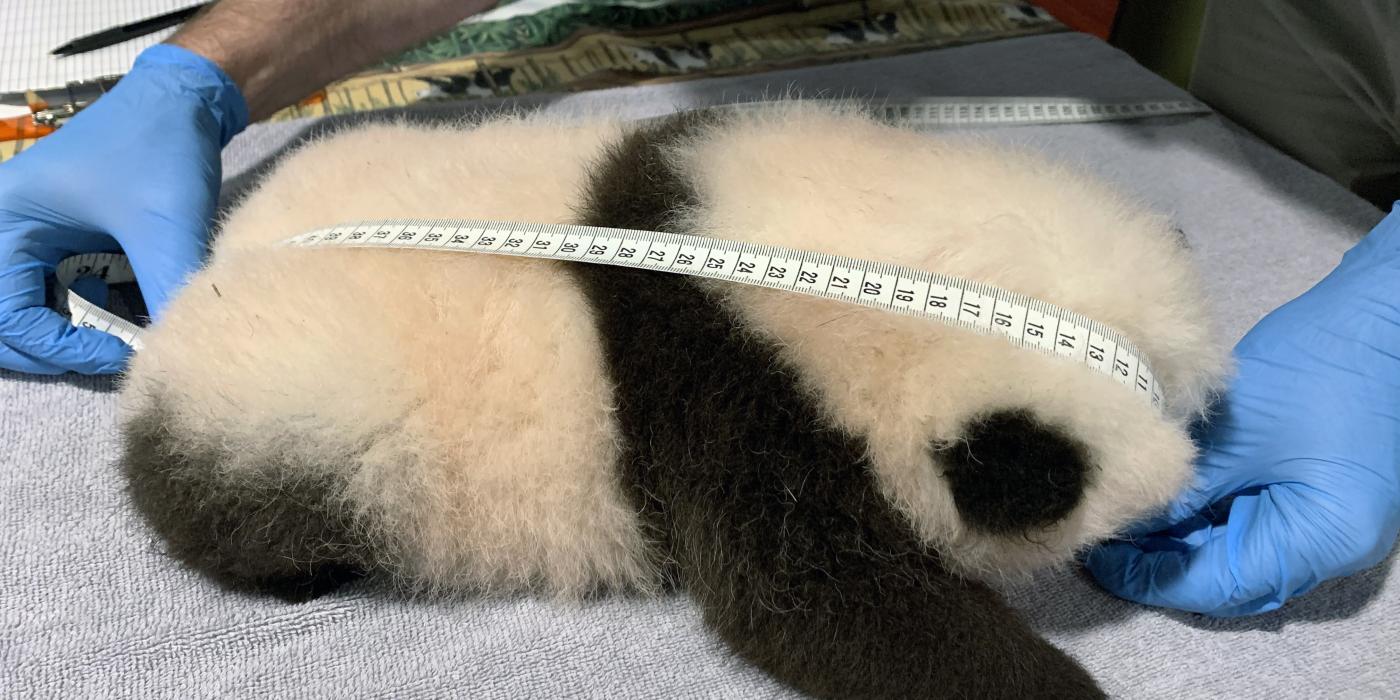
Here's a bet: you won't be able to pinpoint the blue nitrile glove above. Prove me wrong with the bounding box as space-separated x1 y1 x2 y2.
1087 205 1400 616
0 44 247 374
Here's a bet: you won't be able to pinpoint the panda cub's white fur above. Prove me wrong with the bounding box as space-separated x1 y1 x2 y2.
669 105 1226 576
121 117 658 595
120 102 1226 596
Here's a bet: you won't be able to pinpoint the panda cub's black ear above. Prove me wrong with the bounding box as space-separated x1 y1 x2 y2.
936 409 1092 536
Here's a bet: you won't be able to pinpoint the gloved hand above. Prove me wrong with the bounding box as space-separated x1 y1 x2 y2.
0 44 247 374
1087 205 1400 616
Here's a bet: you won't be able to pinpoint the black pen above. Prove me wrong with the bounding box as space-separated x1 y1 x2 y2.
51 2 212 56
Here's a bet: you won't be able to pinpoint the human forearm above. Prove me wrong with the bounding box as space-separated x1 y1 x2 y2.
169 0 494 121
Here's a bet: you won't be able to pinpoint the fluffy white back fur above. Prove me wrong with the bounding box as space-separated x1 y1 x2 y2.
674 104 1227 576
120 103 1226 593
121 118 658 594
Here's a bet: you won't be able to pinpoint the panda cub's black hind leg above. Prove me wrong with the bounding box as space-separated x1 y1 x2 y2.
122 404 368 602
690 510 1108 699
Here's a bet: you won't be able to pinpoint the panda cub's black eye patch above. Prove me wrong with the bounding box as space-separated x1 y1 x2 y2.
934 409 1091 535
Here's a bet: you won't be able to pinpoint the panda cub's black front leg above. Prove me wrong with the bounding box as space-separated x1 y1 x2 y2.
574 270 1105 697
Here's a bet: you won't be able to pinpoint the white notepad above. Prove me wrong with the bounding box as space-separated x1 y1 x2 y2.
0 1 195 94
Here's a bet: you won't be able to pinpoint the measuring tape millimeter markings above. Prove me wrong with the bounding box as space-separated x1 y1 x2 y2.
58 218 1163 408
57 252 142 349
55 96 1204 404
313 219 1163 407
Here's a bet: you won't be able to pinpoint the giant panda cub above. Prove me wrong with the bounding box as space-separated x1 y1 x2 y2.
119 102 1227 699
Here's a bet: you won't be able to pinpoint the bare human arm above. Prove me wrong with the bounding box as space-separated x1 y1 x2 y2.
171 0 497 120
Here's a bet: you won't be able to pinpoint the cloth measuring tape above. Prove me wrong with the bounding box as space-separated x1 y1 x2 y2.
58 218 1165 409
56 96 1206 406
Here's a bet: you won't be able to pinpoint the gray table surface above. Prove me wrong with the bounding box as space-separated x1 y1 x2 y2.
4 32 1395 699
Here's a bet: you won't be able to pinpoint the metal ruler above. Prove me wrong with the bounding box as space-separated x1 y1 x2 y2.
866 96 1209 127
55 97 1206 406
665 96 1210 127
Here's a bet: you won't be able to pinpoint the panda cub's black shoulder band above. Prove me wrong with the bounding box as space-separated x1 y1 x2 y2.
568 111 1104 700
